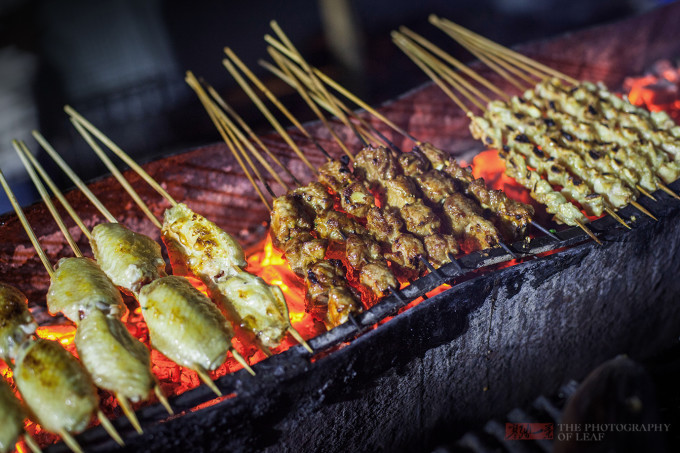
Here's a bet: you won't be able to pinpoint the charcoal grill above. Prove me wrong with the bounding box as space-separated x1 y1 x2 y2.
2 3 680 452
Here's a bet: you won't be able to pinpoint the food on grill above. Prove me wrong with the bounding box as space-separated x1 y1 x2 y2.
47 257 127 321
47 257 156 408
270 192 362 328
91 222 167 294
0 375 27 453
138 275 236 371
13 338 98 435
162 202 294 349
75 308 155 404
0 283 37 363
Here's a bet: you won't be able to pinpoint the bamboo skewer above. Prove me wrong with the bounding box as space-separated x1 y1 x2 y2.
22 432 42 453
64 106 177 206
222 52 317 172
430 15 579 84
186 71 273 209
0 168 55 278
16 142 150 434
0 167 128 449
13 140 83 256
205 83 302 186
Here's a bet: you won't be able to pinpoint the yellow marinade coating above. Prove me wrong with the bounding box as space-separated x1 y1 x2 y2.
47 257 127 322
0 376 24 453
162 203 246 281
214 270 289 349
0 283 37 362
137 275 233 371
13 338 97 434
91 222 167 294
75 309 154 402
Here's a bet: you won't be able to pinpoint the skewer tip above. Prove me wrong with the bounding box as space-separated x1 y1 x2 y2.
117 395 143 434
23 433 42 453
97 410 125 446
288 326 313 354
575 219 603 245
230 349 256 376
58 430 84 453
604 207 632 230
630 200 657 221
529 220 560 241
657 182 680 201
154 385 174 415
195 366 222 397
497 240 519 260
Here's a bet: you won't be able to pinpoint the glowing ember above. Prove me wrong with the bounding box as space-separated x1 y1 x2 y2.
625 60 680 121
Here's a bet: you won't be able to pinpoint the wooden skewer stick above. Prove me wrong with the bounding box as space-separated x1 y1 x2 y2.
65 106 178 207
0 168 55 278
265 49 366 154
230 348 256 376
657 182 680 200
271 49 380 149
13 140 83 256
222 51 317 172
265 33 419 143
23 433 42 453
399 26 509 100
575 219 603 245
630 201 658 221
19 137 92 241
431 25 530 93
154 384 174 415
116 394 143 434
430 16 579 85
269 21 367 155
194 365 222 397
71 119 163 229
636 185 657 201
58 429 84 453
394 31 487 112
97 410 125 446
266 48 357 157
34 131 118 223
399 27 495 105
604 207 631 230
186 71 272 210
288 326 313 354
392 33 474 117
450 29 539 87
224 49 347 162
204 83 301 186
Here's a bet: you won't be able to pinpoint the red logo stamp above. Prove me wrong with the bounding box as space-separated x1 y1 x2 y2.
505 423 554 440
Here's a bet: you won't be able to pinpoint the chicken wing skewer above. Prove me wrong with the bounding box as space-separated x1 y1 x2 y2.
0 170 124 453
14 140 173 433
30 132 253 397
64 106 313 354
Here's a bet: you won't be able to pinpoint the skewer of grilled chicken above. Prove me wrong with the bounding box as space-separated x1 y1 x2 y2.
270 193 361 328
62 108 312 353
522 81 680 190
0 374 41 453
29 133 254 395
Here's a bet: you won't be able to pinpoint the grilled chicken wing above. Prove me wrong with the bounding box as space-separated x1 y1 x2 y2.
47 257 126 322
162 203 246 281
75 309 154 402
13 338 97 434
0 283 36 362
215 271 290 349
91 222 166 294
138 276 232 371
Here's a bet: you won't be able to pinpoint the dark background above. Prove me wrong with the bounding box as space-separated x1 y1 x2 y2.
0 0 675 214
